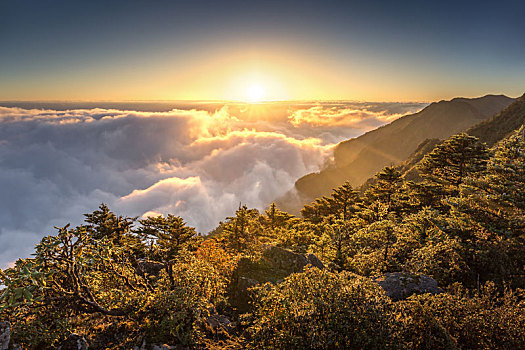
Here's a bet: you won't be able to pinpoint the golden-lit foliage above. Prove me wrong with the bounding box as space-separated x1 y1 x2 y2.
1 130 525 349
195 239 239 279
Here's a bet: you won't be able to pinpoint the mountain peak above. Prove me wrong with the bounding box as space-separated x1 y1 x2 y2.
467 92 525 145
290 94 515 204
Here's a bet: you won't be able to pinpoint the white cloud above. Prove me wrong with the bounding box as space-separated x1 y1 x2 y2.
0 101 425 267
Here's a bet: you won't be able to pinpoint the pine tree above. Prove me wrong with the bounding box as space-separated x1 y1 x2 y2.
368 167 402 205
83 203 135 242
419 133 489 194
222 204 261 251
263 202 295 233
135 214 196 287
458 128 525 236
301 196 333 223
330 181 361 221
136 214 196 258
364 166 403 219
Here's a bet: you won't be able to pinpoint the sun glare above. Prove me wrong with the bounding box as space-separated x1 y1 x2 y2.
247 84 266 102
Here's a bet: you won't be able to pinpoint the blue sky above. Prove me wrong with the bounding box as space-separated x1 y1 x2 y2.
1 0 524 101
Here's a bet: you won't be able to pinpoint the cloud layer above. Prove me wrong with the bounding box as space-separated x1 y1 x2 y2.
0 101 426 267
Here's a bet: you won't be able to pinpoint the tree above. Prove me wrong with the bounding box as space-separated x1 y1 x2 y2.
221 204 261 251
347 219 399 275
0 208 225 349
301 196 333 223
364 167 404 220
1 225 149 319
419 133 489 193
454 129 525 287
330 181 361 221
302 182 361 223
262 202 295 234
135 214 197 287
83 203 135 242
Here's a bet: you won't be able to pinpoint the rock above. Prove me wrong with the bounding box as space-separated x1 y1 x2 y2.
58 333 88 350
373 272 443 301
151 345 179 350
0 322 10 350
230 247 324 312
136 260 165 278
133 341 185 350
326 262 341 271
262 246 324 273
306 253 325 269
205 314 234 337
231 276 259 313
262 246 308 272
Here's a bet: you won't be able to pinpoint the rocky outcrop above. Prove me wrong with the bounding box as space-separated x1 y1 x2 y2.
136 260 165 278
262 246 324 273
58 333 88 350
204 314 234 338
230 275 260 313
0 322 10 350
229 247 324 313
373 272 443 301
262 246 308 272
151 345 180 350
133 340 186 350
306 253 325 270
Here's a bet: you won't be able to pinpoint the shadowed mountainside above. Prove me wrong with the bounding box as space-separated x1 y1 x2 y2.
292 94 514 204
467 93 525 146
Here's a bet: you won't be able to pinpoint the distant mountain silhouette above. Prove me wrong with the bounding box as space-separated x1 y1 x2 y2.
467 93 525 146
291 94 514 204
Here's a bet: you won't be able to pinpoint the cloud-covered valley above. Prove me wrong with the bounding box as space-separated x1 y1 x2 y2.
0 101 426 266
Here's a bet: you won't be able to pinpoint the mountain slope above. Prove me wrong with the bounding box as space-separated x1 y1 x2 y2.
294 94 514 201
467 93 525 146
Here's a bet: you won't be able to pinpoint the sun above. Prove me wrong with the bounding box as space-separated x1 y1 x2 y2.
246 84 266 102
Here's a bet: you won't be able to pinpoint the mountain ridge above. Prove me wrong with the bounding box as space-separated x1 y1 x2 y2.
290 94 515 206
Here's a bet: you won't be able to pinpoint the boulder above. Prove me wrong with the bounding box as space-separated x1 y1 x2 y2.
262 246 308 272
262 246 324 272
58 333 88 350
136 260 165 278
306 253 325 270
0 322 10 350
373 272 443 301
230 247 324 312
151 345 180 350
133 341 186 350
204 314 234 337
231 276 259 313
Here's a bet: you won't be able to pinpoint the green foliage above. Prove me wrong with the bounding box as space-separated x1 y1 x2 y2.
0 208 225 349
141 252 227 346
247 268 394 349
397 283 525 349
302 181 361 223
220 205 262 252
262 202 296 234
84 203 135 242
419 133 489 192
275 220 321 254
135 214 197 288
2 128 525 349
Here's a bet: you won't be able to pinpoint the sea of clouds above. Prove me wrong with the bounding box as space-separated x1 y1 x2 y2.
0 101 426 267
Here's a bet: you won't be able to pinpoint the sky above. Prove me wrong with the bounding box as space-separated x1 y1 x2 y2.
1 0 524 101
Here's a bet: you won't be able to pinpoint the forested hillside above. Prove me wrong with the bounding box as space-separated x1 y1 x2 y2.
293 94 514 203
468 93 525 146
1 123 525 349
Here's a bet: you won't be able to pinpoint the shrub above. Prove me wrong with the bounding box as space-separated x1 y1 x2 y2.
247 267 394 349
